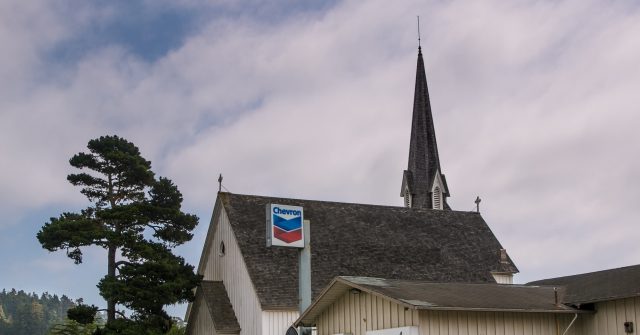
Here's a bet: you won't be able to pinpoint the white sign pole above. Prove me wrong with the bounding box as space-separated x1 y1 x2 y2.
299 219 311 313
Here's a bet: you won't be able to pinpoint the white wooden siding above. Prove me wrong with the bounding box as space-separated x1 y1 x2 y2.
262 310 300 335
366 326 420 335
491 274 513 284
572 297 640 335
315 291 419 335
189 294 218 335
202 208 263 335
418 310 579 335
313 290 588 335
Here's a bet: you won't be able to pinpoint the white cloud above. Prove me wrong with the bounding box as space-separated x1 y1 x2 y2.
1 0 640 314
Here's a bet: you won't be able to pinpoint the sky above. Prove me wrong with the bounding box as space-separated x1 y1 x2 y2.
1 0 640 319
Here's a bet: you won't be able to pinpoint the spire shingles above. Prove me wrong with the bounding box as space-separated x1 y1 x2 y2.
402 48 450 209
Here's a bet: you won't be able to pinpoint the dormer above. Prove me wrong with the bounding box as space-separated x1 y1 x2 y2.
400 170 413 208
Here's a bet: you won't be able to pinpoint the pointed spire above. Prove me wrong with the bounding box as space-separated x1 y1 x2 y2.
401 48 450 209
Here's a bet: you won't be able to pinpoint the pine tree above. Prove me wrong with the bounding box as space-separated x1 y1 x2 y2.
37 135 201 333
0 288 94 335
49 319 97 335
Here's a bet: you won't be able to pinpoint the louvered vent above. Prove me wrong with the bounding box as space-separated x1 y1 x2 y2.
433 186 442 210
404 190 412 208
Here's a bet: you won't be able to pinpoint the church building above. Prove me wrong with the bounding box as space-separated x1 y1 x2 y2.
184 47 520 335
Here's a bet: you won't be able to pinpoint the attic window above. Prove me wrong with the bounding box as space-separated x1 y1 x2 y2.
219 241 225 257
433 186 442 210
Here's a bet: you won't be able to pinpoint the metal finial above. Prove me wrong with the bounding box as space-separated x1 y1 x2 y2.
218 174 223 192
417 16 421 49
474 196 481 213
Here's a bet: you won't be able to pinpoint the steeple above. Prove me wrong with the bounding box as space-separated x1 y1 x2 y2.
401 47 450 210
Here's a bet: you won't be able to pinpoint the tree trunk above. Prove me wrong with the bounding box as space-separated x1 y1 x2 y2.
107 173 117 324
107 245 116 323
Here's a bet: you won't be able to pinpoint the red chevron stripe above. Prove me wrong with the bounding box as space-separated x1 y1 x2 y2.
274 226 302 244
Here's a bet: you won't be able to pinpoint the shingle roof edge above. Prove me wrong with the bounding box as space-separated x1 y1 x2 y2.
219 191 484 216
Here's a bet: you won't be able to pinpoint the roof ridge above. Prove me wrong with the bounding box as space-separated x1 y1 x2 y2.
528 263 640 284
219 192 479 215
341 276 536 288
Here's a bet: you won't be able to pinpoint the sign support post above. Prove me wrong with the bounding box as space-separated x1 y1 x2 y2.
299 219 311 313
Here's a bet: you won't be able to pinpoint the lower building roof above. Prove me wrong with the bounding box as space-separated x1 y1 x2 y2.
296 276 582 327
527 264 640 305
193 281 241 334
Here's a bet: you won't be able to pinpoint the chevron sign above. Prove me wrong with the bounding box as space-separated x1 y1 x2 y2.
266 204 304 248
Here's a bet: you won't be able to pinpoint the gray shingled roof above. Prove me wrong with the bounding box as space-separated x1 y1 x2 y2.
199 281 241 334
296 276 581 326
528 264 640 305
219 192 518 309
344 276 578 312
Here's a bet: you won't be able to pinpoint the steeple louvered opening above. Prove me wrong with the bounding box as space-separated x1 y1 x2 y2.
433 186 442 210
404 189 412 208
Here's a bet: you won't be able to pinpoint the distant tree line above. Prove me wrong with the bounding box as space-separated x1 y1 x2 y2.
0 288 77 335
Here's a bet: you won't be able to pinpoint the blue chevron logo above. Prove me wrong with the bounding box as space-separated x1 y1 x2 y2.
273 214 302 232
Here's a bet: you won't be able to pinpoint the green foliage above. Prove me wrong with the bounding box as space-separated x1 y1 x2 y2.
94 314 172 335
0 289 77 335
37 135 201 334
49 319 97 335
166 323 186 335
98 249 200 316
67 304 99 325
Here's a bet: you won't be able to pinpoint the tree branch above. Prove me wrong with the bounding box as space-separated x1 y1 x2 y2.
114 260 133 268
146 224 162 233
97 308 129 320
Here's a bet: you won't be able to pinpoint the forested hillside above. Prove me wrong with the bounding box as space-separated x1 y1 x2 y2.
0 289 77 335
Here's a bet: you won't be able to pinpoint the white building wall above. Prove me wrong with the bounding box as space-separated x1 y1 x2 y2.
312 291 585 335
315 291 419 335
491 274 513 284
202 208 263 335
262 310 300 335
418 310 578 335
573 297 640 335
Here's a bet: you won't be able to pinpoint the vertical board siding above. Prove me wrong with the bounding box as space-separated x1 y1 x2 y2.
202 209 263 335
315 291 418 335
494 312 504 335
419 310 580 335
488 313 496 335
190 295 218 335
491 274 513 284
262 311 299 335
457 311 466 335
468 312 478 335
574 297 640 335
365 291 373 331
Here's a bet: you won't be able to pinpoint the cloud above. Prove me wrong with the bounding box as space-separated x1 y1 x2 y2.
420 0 640 281
2 0 640 316
164 0 640 282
